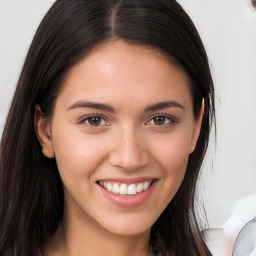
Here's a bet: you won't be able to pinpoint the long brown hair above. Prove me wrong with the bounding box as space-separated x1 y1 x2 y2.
0 1 215 255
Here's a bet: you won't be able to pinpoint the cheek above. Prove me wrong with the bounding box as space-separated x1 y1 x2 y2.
51 125 111 180
149 131 192 203
150 129 193 173
159 139 189 186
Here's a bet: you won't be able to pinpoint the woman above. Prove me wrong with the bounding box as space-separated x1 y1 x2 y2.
0 0 215 255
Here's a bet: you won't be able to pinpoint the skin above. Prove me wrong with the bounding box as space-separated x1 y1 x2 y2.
36 40 203 256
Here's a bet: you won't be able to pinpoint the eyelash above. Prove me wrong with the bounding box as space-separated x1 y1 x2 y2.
78 114 177 128
78 115 110 127
146 115 177 126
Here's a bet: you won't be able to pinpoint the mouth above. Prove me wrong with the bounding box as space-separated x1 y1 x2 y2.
97 179 156 196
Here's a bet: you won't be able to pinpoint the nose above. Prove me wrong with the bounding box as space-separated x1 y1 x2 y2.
108 126 149 171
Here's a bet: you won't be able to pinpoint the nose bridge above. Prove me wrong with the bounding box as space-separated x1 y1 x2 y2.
109 124 149 171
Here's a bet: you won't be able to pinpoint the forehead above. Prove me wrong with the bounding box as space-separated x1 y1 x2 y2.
57 40 192 110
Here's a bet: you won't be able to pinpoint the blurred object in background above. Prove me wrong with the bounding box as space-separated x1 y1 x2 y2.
252 0 256 9
233 218 256 256
204 194 256 256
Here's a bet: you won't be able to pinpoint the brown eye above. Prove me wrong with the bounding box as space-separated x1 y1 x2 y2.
85 116 108 126
87 116 101 125
153 116 168 125
146 115 176 127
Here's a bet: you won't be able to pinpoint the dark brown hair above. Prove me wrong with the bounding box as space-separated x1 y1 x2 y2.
0 0 214 255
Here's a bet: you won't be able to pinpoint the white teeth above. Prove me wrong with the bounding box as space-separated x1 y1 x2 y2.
128 184 137 195
106 183 112 192
143 182 149 190
120 184 128 195
112 183 120 194
136 183 143 193
99 180 154 196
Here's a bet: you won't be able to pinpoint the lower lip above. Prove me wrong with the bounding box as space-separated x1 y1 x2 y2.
97 181 157 208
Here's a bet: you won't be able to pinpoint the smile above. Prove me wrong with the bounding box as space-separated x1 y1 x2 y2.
98 180 154 196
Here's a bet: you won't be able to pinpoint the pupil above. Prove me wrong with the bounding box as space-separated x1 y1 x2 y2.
89 117 101 125
154 116 165 125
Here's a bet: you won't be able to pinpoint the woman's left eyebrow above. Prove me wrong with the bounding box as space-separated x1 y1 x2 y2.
144 100 185 112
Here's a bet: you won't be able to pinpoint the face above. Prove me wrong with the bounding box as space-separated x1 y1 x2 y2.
37 40 203 236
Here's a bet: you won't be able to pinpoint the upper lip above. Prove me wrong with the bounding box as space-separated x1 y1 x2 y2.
96 177 159 184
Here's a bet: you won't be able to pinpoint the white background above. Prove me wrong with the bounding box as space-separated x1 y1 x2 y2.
0 0 255 228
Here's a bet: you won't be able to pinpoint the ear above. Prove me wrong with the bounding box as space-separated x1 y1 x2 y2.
34 104 55 158
189 99 204 153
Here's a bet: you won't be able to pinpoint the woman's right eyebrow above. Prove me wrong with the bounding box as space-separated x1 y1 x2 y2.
67 100 115 113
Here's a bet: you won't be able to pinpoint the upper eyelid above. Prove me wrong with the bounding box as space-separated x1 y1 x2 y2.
78 114 107 121
145 114 177 124
77 114 110 125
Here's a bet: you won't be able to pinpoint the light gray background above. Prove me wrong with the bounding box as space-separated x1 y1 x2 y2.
0 0 255 228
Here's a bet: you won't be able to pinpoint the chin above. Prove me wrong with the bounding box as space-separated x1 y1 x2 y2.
106 225 151 237
98 214 155 237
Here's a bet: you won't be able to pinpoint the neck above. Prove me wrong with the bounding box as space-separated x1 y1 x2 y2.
43 208 151 256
